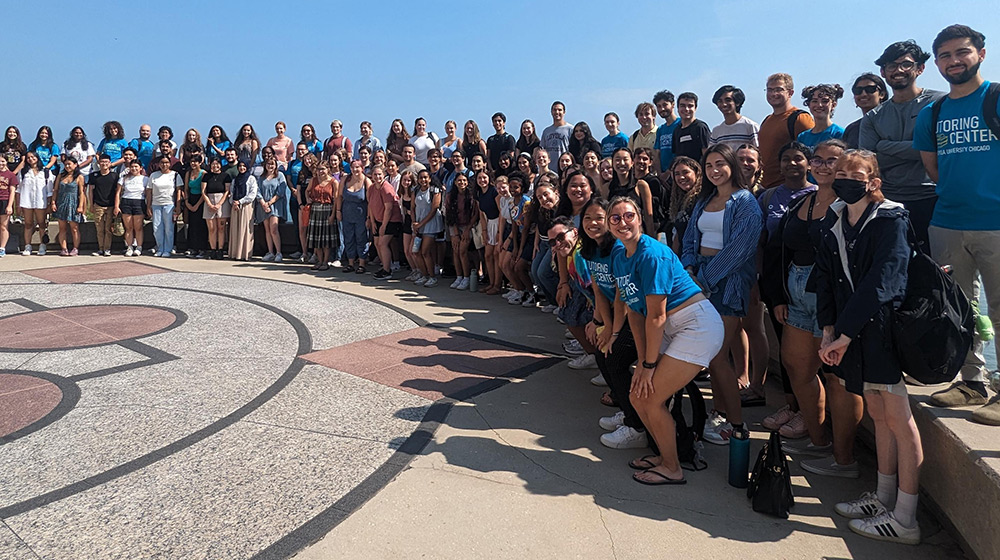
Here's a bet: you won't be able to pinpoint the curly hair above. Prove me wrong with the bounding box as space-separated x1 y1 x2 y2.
801 83 845 102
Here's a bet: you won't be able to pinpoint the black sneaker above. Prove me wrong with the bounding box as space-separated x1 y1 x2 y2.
373 269 391 280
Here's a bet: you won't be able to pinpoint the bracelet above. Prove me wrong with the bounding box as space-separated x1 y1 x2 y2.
642 360 658 369
592 319 605 327
611 331 620 338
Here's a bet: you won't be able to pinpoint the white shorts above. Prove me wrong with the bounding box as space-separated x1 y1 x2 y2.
485 217 500 246
658 299 725 368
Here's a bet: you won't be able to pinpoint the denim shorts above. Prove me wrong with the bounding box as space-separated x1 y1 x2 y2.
557 284 593 327
119 198 146 216
658 299 725 368
785 263 822 337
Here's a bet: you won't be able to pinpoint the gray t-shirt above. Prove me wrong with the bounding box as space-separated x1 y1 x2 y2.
541 123 572 172
859 89 946 201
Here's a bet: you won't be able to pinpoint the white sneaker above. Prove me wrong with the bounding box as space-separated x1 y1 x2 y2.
590 373 608 386
567 353 597 370
505 289 522 302
848 511 920 545
600 425 648 449
413 275 427 286
703 421 733 446
540 304 558 313
563 339 585 356
21 244 31 256
424 277 438 287
289 251 303 259
521 292 537 307
564 329 575 339
308 253 318 264
262 252 275 262
450 278 462 289
391 261 400 271
835 491 888 520
91 251 101 257
405 270 420 281
38 244 46 256
800 457 860 479
274 253 283 263
456 277 470 290
781 439 833 457
125 246 134 257
332 259 342 267
507 292 524 305
599 411 626 431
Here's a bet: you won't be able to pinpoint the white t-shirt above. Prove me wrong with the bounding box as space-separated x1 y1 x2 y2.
408 134 437 165
709 116 760 149
148 171 182 206
119 173 149 200
18 169 54 209
66 142 97 175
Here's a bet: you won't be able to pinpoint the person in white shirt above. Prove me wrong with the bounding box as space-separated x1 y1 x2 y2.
115 160 150 256
408 118 439 165
710 85 760 149
63 127 96 175
148 156 183 257
17 151 54 255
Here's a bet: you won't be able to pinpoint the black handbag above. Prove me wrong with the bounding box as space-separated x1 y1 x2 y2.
747 430 794 518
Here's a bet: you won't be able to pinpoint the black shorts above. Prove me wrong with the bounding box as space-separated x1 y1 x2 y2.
374 220 402 237
120 198 146 216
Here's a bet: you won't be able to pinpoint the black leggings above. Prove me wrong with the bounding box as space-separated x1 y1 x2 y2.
593 323 644 431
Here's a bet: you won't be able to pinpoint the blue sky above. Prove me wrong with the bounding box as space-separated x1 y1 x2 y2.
3 1 994 145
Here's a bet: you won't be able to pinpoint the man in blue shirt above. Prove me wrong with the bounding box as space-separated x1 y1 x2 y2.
129 124 156 169
653 90 681 172
914 24 1000 425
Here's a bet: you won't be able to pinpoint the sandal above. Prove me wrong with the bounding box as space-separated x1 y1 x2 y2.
600 391 618 407
342 264 355 273
318 264 330 271
633 469 686 486
356 265 366 274
740 386 766 407
629 455 659 470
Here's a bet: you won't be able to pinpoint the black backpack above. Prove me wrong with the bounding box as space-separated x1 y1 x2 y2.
667 380 708 471
891 229 975 384
929 82 1000 140
747 430 794 518
761 109 808 142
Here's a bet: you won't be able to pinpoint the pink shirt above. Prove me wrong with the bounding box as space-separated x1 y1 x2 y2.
266 136 294 164
369 180 402 223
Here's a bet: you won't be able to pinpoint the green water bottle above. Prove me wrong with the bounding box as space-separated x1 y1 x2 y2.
971 300 995 341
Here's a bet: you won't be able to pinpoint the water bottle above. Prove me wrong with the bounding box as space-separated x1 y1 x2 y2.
656 232 668 245
988 370 1000 394
728 426 751 488
411 236 422 253
971 299 995 341
469 273 478 292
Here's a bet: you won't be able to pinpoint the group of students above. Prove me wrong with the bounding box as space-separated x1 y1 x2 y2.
2 23 998 548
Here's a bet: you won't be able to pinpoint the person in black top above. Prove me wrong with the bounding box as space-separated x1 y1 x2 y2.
87 154 119 256
201 159 232 259
568 122 602 164
486 112 516 172
842 73 887 149
515 119 540 158
672 92 711 161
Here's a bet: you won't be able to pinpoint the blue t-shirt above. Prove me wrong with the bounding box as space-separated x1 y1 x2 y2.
914 80 1000 230
206 140 232 165
128 139 156 168
600 132 629 158
304 139 323 157
98 138 128 162
613 234 702 315
30 143 60 168
655 120 682 170
580 240 623 302
286 160 304 189
796 124 844 147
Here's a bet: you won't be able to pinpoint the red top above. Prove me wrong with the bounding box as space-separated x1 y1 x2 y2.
307 178 336 204
369 180 402 223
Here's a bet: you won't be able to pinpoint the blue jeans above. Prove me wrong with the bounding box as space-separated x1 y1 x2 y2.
152 203 175 255
342 218 369 260
531 245 558 303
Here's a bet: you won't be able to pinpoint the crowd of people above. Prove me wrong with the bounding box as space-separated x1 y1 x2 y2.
1 23 998 547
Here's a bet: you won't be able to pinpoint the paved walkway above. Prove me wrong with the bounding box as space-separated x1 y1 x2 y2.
0 255 968 559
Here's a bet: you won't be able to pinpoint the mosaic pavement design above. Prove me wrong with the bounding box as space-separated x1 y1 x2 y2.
0 263 558 559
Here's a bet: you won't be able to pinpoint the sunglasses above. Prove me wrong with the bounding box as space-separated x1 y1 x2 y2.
549 230 573 247
608 211 638 225
852 85 881 95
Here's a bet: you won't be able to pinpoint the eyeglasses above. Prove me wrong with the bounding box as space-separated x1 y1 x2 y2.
884 60 916 72
765 87 787 94
549 230 572 247
809 157 840 168
852 85 880 95
608 211 638 225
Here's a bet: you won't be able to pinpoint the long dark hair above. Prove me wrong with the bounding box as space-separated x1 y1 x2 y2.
30 126 54 149
607 147 634 198
516 119 540 150
699 143 749 200
57 155 81 184
579 197 614 259
236 123 259 146
446 173 474 226
64 127 91 152
209 125 230 143
1 126 27 154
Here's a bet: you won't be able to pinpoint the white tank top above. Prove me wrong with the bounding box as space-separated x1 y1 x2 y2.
698 209 725 250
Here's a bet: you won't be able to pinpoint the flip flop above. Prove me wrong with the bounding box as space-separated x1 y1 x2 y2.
629 455 659 470
632 469 686 486
600 391 618 407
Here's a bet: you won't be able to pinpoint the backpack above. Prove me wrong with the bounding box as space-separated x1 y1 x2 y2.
929 82 1000 140
665 381 708 471
761 109 808 142
890 227 975 384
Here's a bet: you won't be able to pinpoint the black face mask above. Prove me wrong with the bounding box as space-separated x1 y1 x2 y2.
832 178 868 204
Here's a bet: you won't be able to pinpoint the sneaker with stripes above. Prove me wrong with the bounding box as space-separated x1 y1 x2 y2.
834 491 887 519
848 511 920 545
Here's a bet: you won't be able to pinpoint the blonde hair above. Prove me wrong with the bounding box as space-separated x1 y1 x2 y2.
767 73 794 91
